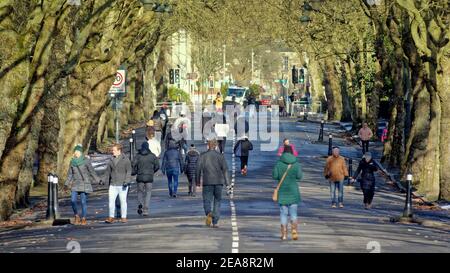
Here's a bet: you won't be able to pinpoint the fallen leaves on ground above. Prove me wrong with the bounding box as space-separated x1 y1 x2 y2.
0 220 33 228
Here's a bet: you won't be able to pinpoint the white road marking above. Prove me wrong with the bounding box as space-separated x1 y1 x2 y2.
230 135 240 253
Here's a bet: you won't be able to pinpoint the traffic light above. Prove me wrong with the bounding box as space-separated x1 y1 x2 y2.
292 66 298 84
174 69 180 83
299 68 305 83
169 69 175 84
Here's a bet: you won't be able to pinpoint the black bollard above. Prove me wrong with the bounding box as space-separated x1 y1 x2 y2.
403 174 414 218
46 173 55 220
52 175 60 219
348 158 353 185
318 120 324 142
132 130 136 151
129 138 134 162
328 134 333 156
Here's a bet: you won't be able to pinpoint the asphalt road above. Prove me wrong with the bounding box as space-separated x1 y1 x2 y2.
0 117 448 253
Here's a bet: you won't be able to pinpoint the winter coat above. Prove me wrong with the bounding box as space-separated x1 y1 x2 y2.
147 138 161 157
133 149 160 183
64 158 99 193
103 154 132 186
354 159 378 190
234 139 253 157
196 149 231 187
184 149 200 180
161 147 184 173
358 127 373 141
324 155 349 182
277 144 299 157
272 153 303 205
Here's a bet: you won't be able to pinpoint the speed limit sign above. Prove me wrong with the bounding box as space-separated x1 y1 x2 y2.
109 70 126 94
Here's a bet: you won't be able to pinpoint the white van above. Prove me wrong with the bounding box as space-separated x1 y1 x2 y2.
224 86 248 106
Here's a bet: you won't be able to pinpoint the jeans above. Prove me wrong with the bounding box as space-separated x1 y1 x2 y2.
71 191 88 218
363 188 375 205
280 204 298 226
167 168 180 196
137 182 153 213
203 185 223 225
362 140 369 154
239 156 249 170
109 185 129 218
330 181 344 204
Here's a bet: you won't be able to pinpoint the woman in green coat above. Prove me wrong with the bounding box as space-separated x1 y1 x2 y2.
272 146 303 240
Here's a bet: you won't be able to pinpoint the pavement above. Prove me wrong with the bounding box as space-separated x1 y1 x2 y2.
0 116 449 253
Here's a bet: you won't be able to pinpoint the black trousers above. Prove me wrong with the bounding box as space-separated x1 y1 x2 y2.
187 177 196 194
240 156 249 170
362 140 370 154
218 139 226 154
362 188 375 205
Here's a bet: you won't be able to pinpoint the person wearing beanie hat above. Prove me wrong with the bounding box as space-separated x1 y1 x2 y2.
64 144 100 226
184 143 200 196
351 152 379 209
132 142 160 216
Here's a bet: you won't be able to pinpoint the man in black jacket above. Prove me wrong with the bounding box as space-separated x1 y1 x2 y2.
196 139 231 228
133 142 160 216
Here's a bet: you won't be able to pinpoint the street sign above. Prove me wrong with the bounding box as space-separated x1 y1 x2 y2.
108 70 126 94
187 72 198 80
274 79 287 84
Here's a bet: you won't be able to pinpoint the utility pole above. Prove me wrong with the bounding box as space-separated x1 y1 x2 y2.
223 44 226 86
251 48 254 84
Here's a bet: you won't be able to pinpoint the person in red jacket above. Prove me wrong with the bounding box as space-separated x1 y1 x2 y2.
277 138 298 157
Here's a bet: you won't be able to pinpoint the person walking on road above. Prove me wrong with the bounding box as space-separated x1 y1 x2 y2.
133 142 160 216
64 144 100 226
358 122 373 154
184 144 200 197
233 135 253 176
277 138 299 157
278 97 286 117
324 147 349 208
151 110 164 144
214 92 224 112
196 139 231 228
172 111 191 155
159 103 170 141
213 112 228 154
146 127 161 158
104 143 132 224
161 141 184 198
351 152 379 209
272 145 303 240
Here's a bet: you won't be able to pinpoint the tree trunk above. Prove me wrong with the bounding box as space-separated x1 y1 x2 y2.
321 58 342 121
438 53 450 200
